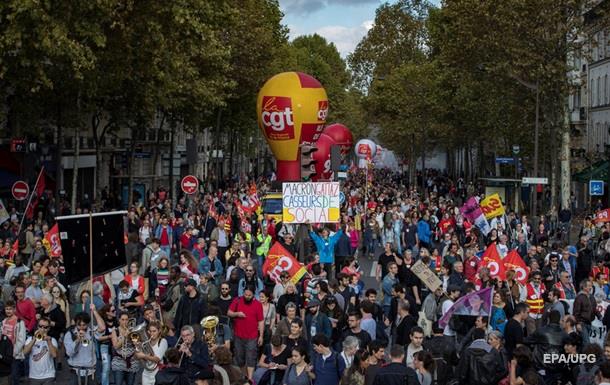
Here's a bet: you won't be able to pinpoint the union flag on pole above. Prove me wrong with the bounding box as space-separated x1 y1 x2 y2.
503 249 529 284
42 223 62 257
25 168 46 220
479 244 506 280
262 242 307 284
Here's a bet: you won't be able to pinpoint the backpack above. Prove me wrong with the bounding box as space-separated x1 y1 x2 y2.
374 322 389 346
468 350 504 385
576 363 599 385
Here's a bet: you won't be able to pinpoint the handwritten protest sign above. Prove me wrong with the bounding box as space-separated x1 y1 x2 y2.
282 182 340 223
411 260 442 292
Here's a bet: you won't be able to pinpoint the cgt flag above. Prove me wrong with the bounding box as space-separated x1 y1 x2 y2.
262 242 307 284
504 249 530 284
42 223 62 257
480 244 506 280
439 287 493 328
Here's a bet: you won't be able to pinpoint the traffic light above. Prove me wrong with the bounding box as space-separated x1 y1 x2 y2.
300 143 318 181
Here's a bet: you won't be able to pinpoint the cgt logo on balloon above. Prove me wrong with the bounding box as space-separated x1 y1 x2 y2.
317 101 328 121
260 96 295 140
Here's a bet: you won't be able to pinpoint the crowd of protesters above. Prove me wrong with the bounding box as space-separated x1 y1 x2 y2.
0 168 610 385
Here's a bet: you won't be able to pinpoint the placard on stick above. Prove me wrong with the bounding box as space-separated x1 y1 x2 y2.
411 260 442 292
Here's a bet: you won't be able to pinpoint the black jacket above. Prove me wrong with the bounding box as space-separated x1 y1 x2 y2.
372 362 420 385
174 292 208 331
155 367 190 385
525 322 567 371
456 341 506 385
179 340 210 380
40 304 66 340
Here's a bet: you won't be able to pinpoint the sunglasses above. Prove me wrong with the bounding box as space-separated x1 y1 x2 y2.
38 325 50 329
221 288 230 291
246 269 254 272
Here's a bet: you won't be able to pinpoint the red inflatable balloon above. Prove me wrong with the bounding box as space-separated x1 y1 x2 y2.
323 123 353 155
312 133 336 181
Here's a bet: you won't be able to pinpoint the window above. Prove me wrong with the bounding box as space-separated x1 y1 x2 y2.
604 75 608 104
598 77 601 106
592 79 596 106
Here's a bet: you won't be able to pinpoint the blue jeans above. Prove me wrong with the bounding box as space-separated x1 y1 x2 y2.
113 370 136 385
100 344 111 385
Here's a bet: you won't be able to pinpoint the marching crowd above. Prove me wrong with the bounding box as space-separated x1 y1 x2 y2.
1 169 610 385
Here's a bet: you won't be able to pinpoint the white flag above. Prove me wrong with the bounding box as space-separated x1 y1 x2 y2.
0 199 9 225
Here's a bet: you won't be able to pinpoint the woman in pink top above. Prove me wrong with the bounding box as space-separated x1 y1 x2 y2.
347 222 360 255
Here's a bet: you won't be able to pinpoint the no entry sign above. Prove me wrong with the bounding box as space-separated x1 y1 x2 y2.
12 181 29 201
181 175 199 195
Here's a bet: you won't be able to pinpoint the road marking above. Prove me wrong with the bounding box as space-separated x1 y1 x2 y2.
370 261 378 278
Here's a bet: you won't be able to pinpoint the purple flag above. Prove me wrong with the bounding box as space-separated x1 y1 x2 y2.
460 197 491 235
438 287 493 328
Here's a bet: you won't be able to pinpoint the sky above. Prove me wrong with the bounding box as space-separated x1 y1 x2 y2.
279 0 440 58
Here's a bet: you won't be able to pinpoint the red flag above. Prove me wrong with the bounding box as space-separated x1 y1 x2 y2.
208 202 218 221
262 242 307 284
43 224 62 257
25 168 46 220
480 244 506 280
8 239 18 260
504 249 530 283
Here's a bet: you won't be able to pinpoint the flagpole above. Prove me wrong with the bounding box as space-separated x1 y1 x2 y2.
89 212 94 319
17 166 44 236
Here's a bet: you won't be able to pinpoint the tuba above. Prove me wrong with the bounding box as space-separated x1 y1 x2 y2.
200 316 219 353
130 323 158 371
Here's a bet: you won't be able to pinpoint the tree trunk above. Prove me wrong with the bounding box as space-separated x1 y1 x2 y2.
55 102 63 214
71 126 80 214
168 121 175 202
560 116 571 210
127 126 137 208
151 113 166 193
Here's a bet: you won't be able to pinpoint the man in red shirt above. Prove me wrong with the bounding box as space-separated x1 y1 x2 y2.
14 284 36 333
227 286 264 380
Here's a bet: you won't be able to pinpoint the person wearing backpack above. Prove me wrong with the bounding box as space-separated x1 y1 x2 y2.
574 344 604 385
372 344 420 385
311 334 345 385
455 328 507 385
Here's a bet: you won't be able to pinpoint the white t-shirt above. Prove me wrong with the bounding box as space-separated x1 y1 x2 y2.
442 299 456 336
27 337 57 379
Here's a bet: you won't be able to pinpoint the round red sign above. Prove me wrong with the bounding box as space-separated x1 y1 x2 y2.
181 175 199 195
12 181 29 201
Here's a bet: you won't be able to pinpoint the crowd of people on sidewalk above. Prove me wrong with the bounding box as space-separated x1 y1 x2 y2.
0 168 610 385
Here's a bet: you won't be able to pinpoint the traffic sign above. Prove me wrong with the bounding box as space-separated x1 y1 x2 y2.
590 180 604 196
522 177 548 185
495 157 515 164
12 181 29 201
180 175 199 195
339 191 345 205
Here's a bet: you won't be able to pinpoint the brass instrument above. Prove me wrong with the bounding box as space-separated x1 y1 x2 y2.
130 323 158 371
35 330 45 342
200 316 219 353
173 336 186 367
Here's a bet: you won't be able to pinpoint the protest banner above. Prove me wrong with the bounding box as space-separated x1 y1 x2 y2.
411 260 442 292
43 223 62 257
262 242 307 284
438 287 493 328
480 193 505 220
596 208 610 223
282 182 340 223
503 249 529 283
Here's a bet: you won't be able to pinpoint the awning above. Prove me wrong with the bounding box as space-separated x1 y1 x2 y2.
572 160 609 183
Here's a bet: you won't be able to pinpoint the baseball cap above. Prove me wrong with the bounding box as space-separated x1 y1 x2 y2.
568 245 577 256
307 299 321 308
